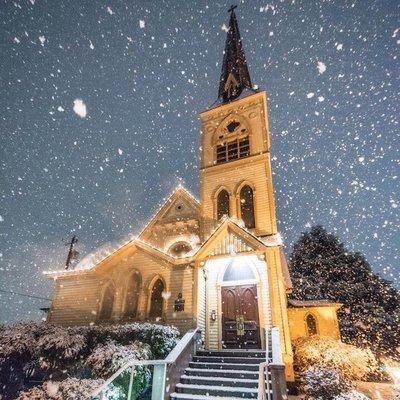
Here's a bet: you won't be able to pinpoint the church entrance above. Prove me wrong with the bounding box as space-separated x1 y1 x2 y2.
221 284 261 349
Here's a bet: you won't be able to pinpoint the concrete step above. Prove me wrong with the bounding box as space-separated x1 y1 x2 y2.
170 393 253 400
175 383 259 398
196 349 266 358
185 367 271 379
180 374 260 389
185 367 260 379
188 361 261 371
192 355 266 364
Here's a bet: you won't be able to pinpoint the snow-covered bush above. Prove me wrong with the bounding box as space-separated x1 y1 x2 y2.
86 340 150 378
303 366 370 400
334 390 369 400
37 327 87 369
304 365 351 399
1 321 179 399
17 378 105 400
110 323 179 358
294 335 378 381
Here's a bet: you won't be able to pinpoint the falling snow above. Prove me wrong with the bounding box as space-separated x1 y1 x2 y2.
73 99 87 118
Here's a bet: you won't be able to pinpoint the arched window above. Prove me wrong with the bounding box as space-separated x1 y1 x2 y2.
217 190 230 220
240 185 255 229
306 314 318 336
169 241 192 257
149 279 165 319
223 258 255 282
124 271 141 318
99 283 114 320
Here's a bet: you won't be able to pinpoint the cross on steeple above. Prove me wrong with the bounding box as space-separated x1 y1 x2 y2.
218 6 254 103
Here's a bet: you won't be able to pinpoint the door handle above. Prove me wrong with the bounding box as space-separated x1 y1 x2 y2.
236 315 245 336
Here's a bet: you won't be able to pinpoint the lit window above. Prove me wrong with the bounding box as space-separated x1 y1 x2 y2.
216 137 250 164
99 284 115 320
240 185 255 229
149 279 164 319
223 258 255 281
217 190 230 219
124 272 141 318
306 314 318 336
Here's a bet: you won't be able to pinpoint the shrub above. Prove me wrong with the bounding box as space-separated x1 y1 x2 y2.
0 322 179 399
86 340 150 378
17 378 105 400
304 365 351 399
37 327 87 370
335 391 369 400
294 335 379 381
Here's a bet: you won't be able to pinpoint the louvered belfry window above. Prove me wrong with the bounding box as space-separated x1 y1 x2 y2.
215 118 250 164
216 137 250 164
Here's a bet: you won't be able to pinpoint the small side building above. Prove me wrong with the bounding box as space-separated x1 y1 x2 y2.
287 299 342 341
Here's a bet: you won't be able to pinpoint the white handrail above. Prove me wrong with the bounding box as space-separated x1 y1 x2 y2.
270 326 283 364
91 328 200 399
257 361 268 400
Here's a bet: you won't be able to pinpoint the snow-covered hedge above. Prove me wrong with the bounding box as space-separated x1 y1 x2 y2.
0 322 179 399
86 340 150 378
293 335 379 381
17 378 106 400
304 366 369 400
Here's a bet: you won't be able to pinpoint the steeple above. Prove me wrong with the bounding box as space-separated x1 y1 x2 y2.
218 6 254 103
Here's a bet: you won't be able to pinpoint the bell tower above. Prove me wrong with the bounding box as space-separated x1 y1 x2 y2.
200 7 278 238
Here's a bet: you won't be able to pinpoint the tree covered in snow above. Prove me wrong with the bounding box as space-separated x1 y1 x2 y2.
0 322 179 399
290 226 400 357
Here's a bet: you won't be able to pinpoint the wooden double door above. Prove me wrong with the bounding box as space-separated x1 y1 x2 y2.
221 284 261 349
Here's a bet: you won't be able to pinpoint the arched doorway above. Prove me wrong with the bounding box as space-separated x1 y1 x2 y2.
220 257 261 349
149 278 165 320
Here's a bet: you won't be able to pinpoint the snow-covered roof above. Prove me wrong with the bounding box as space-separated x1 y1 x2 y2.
43 216 284 279
288 299 342 308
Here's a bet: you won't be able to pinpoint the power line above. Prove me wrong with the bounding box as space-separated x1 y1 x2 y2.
0 289 51 301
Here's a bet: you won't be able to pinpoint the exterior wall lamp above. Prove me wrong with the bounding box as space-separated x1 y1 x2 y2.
210 309 217 321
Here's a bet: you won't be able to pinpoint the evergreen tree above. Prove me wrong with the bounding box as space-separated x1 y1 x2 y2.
289 225 400 358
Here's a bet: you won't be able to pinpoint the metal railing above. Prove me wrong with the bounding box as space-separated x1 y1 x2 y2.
90 328 201 400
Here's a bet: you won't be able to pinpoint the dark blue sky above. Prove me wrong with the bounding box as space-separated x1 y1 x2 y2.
1 0 399 323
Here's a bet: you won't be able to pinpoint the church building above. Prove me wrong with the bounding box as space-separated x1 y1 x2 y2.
45 9 341 381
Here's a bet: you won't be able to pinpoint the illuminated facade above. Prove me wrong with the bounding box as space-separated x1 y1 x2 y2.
45 9 341 381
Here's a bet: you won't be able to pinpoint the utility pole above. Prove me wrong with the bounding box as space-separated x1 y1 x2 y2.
64 235 79 270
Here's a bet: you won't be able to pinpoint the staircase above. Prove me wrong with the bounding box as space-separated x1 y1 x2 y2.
170 349 272 400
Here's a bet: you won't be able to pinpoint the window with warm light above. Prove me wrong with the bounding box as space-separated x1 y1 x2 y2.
240 185 255 229
217 189 230 219
215 118 250 164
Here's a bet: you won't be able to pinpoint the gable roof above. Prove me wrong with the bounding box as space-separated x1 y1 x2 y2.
43 237 176 278
195 217 272 259
138 185 200 241
44 217 287 279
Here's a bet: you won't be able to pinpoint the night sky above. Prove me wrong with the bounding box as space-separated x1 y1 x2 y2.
1 0 399 324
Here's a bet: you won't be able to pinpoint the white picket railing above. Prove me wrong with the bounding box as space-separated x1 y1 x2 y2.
90 328 200 400
257 326 283 400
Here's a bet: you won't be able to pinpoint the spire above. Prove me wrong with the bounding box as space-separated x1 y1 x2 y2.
218 6 253 103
